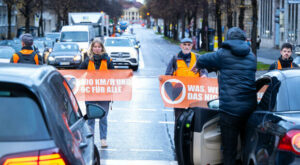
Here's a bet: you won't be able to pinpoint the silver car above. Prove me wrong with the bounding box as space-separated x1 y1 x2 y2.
104 37 139 71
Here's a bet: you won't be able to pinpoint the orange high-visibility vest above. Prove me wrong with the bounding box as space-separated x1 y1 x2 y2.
12 49 39 65
277 60 293 70
173 52 199 77
87 60 108 70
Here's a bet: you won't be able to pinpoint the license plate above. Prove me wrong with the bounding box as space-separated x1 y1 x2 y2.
60 62 70 65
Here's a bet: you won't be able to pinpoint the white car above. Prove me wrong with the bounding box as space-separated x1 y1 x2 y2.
104 37 139 71
0 46 15 63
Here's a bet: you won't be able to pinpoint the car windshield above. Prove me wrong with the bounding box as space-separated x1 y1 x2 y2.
60 31 88 42
34 42 45 49
53 44 79 52
46 33 60 40
282 77 300 111
294 57 300 64
105 38 132 47
0 48 14 59
0 84 50 141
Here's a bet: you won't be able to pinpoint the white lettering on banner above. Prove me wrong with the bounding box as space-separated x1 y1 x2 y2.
92 86 106 93
80 87 90 93
107 86 122 93
204 94 218 101
79 79 94 86
95 79 106 85
187 93 203 100
108 79 116 85
187 85 205 92
207 86 218 94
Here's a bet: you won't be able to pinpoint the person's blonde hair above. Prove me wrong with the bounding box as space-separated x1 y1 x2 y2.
87 39 107 61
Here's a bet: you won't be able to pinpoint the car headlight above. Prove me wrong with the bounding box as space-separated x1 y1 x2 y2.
130 50 138 58
73 55 81 61
48 56 55 61
81 48 87 53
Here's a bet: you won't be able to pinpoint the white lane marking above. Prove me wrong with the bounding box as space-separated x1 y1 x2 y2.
112 107 157 112
100 148 118 151
108 120 118 123
139 48 145 69
124 120 152 124
163 109 174 112
130 149 164 152
158 121 175 125
101 159 178 165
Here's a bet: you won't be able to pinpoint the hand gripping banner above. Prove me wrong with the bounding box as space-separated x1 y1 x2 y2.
59 70 132 101
159 76 219 108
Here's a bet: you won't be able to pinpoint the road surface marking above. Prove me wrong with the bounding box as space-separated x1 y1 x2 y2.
139 48 145 69
159 121 175 124
100 148 118 151
101 159 178 165
112 107 157 111
124 120 152 123
130 149 164 152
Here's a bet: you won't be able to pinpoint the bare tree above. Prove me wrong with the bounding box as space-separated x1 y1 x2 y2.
215 0 222 47
251 0 258 55
226 0 233 28
201 0 209 51
18 0 35 33
238 0 245 30
3 0 17 39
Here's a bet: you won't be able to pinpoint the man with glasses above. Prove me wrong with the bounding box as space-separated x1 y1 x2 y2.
165 37 207 121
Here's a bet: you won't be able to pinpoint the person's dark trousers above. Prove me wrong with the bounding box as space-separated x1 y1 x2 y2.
174 108 186 126
219 112 246 165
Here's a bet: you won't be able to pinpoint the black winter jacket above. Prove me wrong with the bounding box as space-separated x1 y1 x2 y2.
78 53 114 69
195 27 257 117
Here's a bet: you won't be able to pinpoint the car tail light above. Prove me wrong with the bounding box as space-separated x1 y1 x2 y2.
278 130 300 155
1 148 67 165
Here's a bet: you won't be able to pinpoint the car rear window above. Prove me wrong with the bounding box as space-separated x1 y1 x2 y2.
0 84 50 141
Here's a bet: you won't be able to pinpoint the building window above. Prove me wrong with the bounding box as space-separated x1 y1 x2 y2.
287 3 298 43
260 0 273 38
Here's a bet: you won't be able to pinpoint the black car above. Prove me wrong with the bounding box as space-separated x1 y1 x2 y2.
0 63 105 165
47 42 82 68
175 69 300 165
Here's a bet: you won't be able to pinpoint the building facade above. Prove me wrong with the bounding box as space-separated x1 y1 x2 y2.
122 6 141 22
0 0 17 39
259 0 300 48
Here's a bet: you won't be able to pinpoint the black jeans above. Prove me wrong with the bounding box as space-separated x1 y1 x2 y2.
220 112 246 165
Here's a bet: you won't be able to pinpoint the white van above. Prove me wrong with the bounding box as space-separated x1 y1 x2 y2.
60 25 95 56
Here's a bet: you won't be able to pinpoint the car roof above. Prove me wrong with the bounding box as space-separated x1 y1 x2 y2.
0 63 56 87
262 69 300 80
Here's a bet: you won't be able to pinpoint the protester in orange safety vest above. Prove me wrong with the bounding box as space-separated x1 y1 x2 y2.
10 33 43 65
165 37 208 121
78 39 114 148
269 43 298 71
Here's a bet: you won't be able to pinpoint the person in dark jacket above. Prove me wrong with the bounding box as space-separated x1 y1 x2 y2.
192 27 257 165
268 43 298 71
10 33 43 65
78 39 114 148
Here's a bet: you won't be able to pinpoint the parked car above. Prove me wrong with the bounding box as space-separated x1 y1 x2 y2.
0 63 105 165
121 33 141 55
47 42 82 68
175 69 300 165
0 46 15 63
104 37 139 71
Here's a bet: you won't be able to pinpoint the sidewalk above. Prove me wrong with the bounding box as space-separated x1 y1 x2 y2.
256 47 280 64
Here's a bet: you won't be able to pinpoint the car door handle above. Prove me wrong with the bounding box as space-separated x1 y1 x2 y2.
79 142 88 149
86 133 93 138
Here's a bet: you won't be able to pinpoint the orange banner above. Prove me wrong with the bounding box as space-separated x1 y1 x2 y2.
159 76 219 108
59 70 132 101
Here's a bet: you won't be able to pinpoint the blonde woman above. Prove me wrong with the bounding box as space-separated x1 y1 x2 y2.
79 39 114 148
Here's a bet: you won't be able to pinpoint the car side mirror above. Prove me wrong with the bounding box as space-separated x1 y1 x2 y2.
207 99 219 109
85 104 106 119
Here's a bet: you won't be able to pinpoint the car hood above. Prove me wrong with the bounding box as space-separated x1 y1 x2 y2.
50 51 80 57
106 46 136 53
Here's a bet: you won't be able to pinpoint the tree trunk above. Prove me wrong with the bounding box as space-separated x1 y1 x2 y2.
193 9 197 37
216 0 222 47
39 0 44 37
251 0 258 56
201 0 209 51
25 3 30 33
7 3 12 39
164 19 168 37
239 0 245 30
226 0 233 28
181 13 185 39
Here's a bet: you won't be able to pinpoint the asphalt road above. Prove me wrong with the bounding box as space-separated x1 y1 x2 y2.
93 25 181 165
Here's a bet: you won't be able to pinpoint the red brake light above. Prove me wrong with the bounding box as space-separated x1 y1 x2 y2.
1 148 66 165
278 130 300 155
